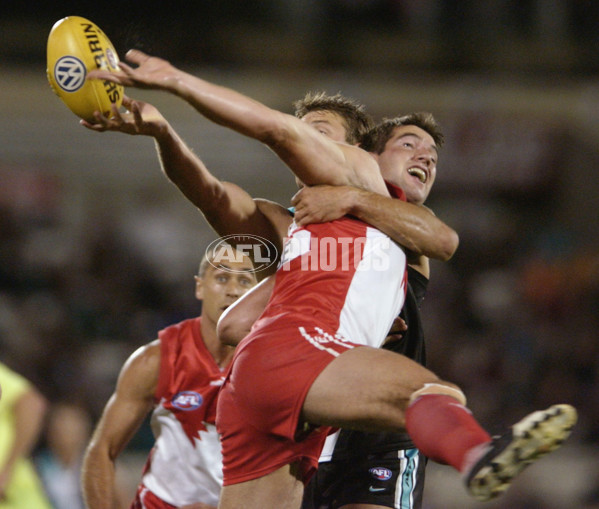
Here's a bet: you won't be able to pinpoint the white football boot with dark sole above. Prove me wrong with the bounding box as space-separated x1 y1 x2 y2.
464 404 577 501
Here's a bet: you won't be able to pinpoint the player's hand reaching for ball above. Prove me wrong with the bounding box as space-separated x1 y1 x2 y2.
87 49 180 92
80 95 167 137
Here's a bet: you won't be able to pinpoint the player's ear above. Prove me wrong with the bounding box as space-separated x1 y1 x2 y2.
194 275 204 300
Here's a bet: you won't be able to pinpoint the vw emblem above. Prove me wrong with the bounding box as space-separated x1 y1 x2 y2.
54 56 87 92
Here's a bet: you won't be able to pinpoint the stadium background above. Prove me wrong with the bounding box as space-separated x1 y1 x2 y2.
1 2 598 507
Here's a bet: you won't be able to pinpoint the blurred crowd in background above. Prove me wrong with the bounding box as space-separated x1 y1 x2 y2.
1 1 599 508
4 0 599 73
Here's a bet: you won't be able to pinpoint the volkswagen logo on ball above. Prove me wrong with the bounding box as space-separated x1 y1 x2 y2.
54 56 87 92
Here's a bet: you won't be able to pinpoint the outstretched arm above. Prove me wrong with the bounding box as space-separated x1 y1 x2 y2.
291 185 458 262
87 50 388 195
82 97 290 265
81 342 159 509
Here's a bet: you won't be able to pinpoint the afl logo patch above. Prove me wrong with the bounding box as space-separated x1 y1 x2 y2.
172 391 203 411
369 467 392 481
54 56 87 92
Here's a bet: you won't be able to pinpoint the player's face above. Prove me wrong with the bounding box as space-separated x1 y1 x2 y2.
301 110 349 143
196 256 257 325
374 125 438 205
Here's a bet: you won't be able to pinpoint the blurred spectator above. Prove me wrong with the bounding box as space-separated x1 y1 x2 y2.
1 5 599 503
0 361 52 508
35 402 92 509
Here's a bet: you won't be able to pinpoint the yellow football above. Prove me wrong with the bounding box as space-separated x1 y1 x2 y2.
47 16 123 121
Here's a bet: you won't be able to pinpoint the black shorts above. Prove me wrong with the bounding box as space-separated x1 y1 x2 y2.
302 448 427 509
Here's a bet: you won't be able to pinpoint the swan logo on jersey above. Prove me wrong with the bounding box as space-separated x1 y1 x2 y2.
369 467 393 481
54 56 87 92
172 391 203 411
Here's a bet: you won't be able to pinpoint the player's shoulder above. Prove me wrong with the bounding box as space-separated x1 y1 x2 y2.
121 340 161 378
115 340 160 397
254 198 294 236
254 198 292 216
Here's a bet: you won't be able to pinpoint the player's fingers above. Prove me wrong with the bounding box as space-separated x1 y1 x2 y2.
125 49 148 65
87 69 123 84
293 208 306 225
116 61 136 75
111 103 121 117
86 69 106 80
296 211 321 226
91 110 109 124
108 104 124 124
389 316 407 333
290 189 302 205
132 101 143 125
80 119 106 131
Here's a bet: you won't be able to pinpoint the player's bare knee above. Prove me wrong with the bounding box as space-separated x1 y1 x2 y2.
409 381 466 406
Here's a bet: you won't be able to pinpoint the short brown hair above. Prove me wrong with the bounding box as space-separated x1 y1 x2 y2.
362 112 444 154
293 91 374 145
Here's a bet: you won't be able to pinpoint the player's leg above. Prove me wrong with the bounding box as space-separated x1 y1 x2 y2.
303 346 577 502
302 346 485 475
301 346 464 431
218 463 304 509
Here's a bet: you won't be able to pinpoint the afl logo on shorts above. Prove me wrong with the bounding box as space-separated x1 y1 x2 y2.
54 56 87 92
369 467 392 481
172 391 203 411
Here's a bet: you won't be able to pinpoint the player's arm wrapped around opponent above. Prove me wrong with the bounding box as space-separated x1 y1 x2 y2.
291 184 458 261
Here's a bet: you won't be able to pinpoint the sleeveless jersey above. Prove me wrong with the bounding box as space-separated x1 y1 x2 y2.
255 181 409 347
218 205 409 485
137 317 226 508
256 216 408 346
328 267 429 460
